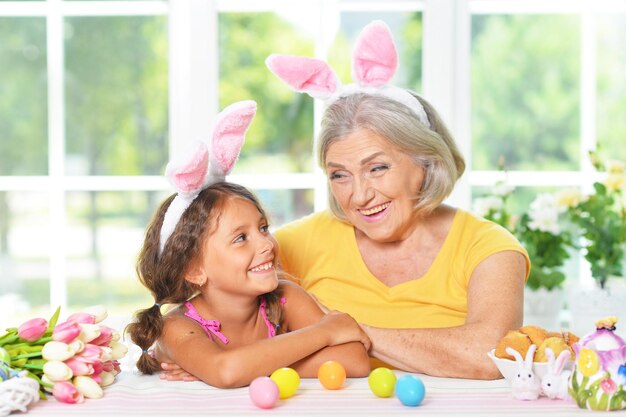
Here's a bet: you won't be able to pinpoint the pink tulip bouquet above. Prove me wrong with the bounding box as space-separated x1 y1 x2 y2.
0 306 127 404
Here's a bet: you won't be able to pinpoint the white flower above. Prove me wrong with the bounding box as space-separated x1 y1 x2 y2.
81 305 108 324
78 324 101 343
555 188 583 209
606 160 626 175
73 376 104 399
42 341 75 361
492 181 514 197
604 174 626 192
68 339 85 354
473 196 503 217
100 347 113 361
43 360 73 381
109 341 129 361
99 371 115 387
528 208 561 234
41 374 55 392
530 193 560 212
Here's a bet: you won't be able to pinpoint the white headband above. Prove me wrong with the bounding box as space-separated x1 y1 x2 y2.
159 100 257 255
265 20 430 128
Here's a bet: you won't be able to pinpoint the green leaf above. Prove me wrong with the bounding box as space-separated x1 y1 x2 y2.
47 306 61 333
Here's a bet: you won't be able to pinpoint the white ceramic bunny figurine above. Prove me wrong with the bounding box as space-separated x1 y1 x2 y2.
540 347 571 399
505 344 541 400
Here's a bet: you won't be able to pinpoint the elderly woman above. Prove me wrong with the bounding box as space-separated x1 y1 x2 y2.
274 92 528 379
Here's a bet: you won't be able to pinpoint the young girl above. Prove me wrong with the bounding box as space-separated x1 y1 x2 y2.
126 101 370 388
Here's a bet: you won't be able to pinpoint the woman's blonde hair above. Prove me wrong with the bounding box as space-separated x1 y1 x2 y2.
317 92 465 220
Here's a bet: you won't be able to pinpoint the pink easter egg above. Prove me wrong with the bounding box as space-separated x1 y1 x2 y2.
249 376 279 409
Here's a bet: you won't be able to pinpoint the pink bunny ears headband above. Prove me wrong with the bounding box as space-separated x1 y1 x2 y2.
265 20 430 128
159 100 256 254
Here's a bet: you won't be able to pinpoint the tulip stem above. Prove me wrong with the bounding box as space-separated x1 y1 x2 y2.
23 363 44 371
12 352 43 360
31 337 53 345
0 334 20 346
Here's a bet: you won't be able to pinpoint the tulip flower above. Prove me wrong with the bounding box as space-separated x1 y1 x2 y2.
42 341 75 362
18 318 48 342
102 360 115 373
65 357 94 376
109 341 128 361
43 360 73 382
112 361 121 375
68 339 85 354
78 344 103 363
100 347 113 362
82 306 108 324
90 326 113 346
41 374 55 392
3 306 127 406
77 324 101 343
67 313 96 325
73 375 104 399
98 371 115 387
91 361 104 376
52 380 84 404
53 321 81 344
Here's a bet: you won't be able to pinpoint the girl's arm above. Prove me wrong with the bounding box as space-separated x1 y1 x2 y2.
158 296 369 388
279 280 371 377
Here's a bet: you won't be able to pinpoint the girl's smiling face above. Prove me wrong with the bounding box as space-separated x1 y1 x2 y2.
198 196 278 296
325 128 425 243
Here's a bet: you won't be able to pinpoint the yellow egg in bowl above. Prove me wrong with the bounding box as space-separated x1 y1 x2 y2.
487 349 574 383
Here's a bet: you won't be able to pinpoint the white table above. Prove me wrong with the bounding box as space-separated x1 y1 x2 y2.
23 371 603 416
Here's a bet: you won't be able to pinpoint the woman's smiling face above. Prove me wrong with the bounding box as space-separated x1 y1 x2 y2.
325 128 425 243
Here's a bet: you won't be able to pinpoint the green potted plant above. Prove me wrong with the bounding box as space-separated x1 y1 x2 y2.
517 193 573 292
515 193 573 329
562 152 626 335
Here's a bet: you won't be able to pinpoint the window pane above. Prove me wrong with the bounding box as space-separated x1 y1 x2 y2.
0 192 50 329
66 191 159 315
65 16 168 176
597 14 626 161
218 13 315 174
255 188 314 228
0 17 47 175
331 12 423 92
471 15 580 171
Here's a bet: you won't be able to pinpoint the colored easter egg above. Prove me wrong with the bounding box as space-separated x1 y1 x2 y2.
368 367 397 398
395 375 425 407
317 360 346 390
270 367 300 399
249 376 279 409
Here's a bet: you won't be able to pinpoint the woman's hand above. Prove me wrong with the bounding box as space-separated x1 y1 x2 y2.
159 362 199 381
319 311 371 351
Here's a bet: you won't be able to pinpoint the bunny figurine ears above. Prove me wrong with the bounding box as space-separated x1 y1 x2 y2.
159 100 257 254
265 20 430 128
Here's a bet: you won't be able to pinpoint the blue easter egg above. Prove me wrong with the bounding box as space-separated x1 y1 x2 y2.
394 375 425 407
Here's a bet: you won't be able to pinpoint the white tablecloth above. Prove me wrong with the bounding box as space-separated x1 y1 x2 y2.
22 370 604 416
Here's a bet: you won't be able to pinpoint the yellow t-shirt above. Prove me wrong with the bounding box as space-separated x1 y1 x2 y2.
275 209 529 329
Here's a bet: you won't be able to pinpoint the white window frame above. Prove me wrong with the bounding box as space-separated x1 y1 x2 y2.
1 0 625 310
